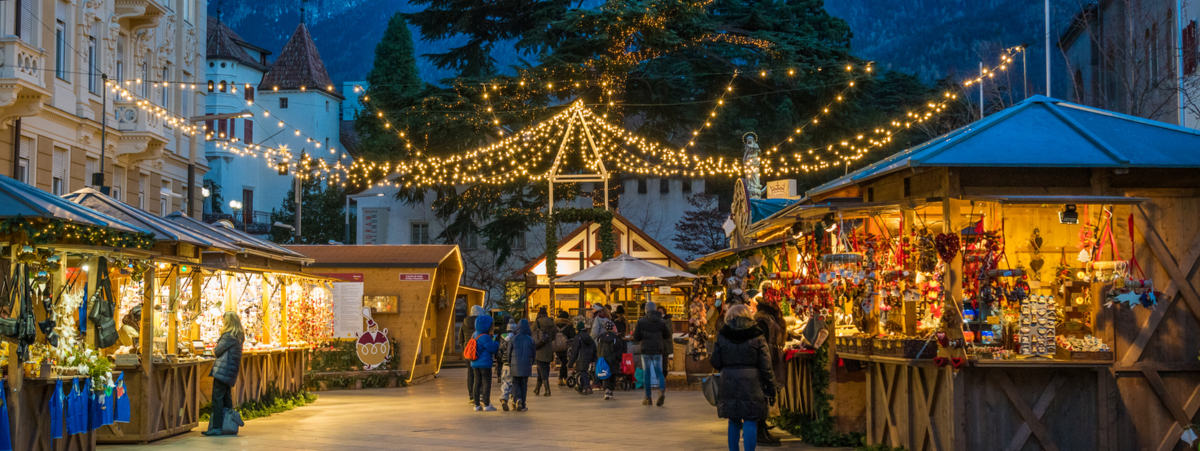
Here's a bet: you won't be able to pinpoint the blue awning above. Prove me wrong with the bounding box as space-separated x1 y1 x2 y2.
749 198 798 223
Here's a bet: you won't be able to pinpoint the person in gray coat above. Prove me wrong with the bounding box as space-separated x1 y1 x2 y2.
711 305 778 450
204 312 244 436
507 319 536 411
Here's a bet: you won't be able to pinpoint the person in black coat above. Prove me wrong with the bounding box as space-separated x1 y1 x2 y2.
553 310 576 385
711 305 778 451
567 321 596 395
633 301 672 406
595 321 625 399
533 307 558 396
204 312 244 436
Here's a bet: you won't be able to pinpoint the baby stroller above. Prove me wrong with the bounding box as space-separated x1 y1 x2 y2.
617 353 636 391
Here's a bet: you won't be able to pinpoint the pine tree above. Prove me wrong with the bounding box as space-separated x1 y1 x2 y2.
672 193 730 261
355 12 426 160
269 177 357 245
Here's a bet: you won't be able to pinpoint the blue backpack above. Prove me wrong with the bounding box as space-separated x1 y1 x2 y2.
596 358 612 380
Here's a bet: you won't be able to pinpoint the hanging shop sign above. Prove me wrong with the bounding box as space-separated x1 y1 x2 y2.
355 307 391 370
399 273 430 282
766 179 798 199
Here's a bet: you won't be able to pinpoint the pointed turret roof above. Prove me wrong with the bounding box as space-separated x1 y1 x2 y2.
258 23 344 100
206 16 268 72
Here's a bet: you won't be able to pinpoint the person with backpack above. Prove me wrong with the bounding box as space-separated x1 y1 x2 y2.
507 319 536 411
633 301 672 406
533 307 557 396
553 310 576 386
460 305 486 404
590 303 613 340
467 315 500 411
595 321 625 400
497 319 516 411
567 321 596 395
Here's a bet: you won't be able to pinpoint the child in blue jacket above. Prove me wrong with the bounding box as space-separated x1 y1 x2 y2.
471 315 501 411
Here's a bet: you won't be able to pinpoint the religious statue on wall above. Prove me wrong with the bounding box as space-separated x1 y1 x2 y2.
742 132 765 199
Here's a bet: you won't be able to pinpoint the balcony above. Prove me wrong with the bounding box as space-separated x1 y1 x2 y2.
0 38 50 127
203 211 273 235
114 0 168 32
113 99 169 167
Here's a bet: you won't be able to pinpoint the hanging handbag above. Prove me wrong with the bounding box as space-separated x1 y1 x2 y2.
221 408 244 435
701 372 720 407
88 259 119 349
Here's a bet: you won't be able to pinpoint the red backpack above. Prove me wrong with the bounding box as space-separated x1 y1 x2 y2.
463 337 479 361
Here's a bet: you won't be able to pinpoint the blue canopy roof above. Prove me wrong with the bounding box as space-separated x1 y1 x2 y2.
808 96 1200 198
64 188 235 251
0 173 148 234
749 198 798 223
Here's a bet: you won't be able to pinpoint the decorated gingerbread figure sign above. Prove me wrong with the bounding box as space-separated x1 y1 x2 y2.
355 307 391 370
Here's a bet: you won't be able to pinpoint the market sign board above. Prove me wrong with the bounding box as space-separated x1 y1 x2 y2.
767 179 798 199
332 282 365 339
400 273 431 282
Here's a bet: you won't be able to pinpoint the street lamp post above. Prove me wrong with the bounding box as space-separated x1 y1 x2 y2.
229 200 243 224
345 193 384 245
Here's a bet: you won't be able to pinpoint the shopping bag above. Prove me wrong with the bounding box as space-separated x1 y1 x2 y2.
634 367 644 388
701 373 720 407
620 353 635 375
596 358 611 380
221 408 244 435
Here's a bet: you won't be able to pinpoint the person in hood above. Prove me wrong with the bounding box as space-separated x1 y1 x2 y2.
553 310 577 386
613 305 629 336
595 321 625 400
590 304 614 340
753 301 788 446
633 301 671 406
711 304 778 451
498 319 516 411
567 321 597 395
533 307 558 396
470 315 500 411
506 319 536 412
460 305 486 404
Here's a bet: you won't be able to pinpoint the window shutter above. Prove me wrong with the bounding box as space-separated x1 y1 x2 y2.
19 137 32 160
55 1 66 22
18 0 34 44
90 20 100 39
85 158 97 187
52 148 66 180
114 166 125 189
244 119 253 145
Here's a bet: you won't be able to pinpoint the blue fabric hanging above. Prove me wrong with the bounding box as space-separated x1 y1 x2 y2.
114 373 130 423
103 386 114 426
50 380 64 439
87 379 102 431
0 380 12 451
64 380 78 436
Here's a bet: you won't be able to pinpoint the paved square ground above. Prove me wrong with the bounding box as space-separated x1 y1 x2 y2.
100 367 853 451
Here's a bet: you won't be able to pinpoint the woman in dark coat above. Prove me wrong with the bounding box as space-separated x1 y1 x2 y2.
506 319 536 411
533 308 558 396
567 321 596 395
711 305 777 451
595 321 625 400
204 312 244 436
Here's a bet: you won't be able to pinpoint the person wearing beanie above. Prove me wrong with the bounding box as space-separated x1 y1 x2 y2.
506 319 536 412
590 304 613 340
633 301 671 406
567 321 597 395
498 319 516 411
553 310 577 386
595 321 626 399
533 307 558 396
613 305 629 336
460 305 487 404
470 315 500 411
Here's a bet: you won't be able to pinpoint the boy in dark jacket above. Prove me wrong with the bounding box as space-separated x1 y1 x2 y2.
595 321 625 400
507 319 537 411
553 310 577 386
533 307 557 396
470 315 501 411
633 301 672 406
567 321 597 395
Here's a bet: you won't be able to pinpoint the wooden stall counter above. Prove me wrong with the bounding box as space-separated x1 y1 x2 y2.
98 361 204 444
196 346 311 408
14 374 102 451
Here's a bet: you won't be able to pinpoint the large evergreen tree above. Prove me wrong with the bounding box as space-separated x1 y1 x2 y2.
355 13 428 160
269 177 357 245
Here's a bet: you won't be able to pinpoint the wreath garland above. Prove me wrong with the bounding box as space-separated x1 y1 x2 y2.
1 216 156 249
544 208 615 280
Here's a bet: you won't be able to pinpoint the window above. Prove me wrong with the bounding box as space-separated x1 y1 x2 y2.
85 157 97 187
242 189 254 225
137 175 146 209
55 21 66 80
465 233 479 250
140 63 148 97
207 80 214 92
219 81 226 93
116 38 124 83
183 0 193 23
113 166 125 200
1185 21 1198 76
280 97 289 109
659 178 669 194
682 179 692 193
16 137 32 184
411 223 431 245
181 73 191 116
325 101 329 112
244 120 253 145
161 67 169 109
160 180 170 216
244 86 254 102
217 119 227 138
17 0 35 46
637 179 647 194
512 232 527 250
87 36 97 93
51 148 67 195
363 296 398 313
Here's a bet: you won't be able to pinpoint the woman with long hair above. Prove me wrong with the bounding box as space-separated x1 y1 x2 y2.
711 304 778 450
204 312 244 436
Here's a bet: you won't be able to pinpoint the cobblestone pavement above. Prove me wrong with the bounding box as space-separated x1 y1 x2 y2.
100 366 853 451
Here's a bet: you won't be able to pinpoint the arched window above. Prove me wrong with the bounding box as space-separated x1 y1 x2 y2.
325 101 329 112
207 81 214 92
219 81 226 93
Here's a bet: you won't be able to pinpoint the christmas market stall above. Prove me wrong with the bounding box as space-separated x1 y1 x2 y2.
159 213 328 409
783 95 1200 451
0 175 158 451
284 245 465 385
65 188 239 443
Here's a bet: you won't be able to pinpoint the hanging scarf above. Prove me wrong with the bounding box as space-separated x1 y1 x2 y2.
50 380 64 439
115 372 130 423
0 380 11 451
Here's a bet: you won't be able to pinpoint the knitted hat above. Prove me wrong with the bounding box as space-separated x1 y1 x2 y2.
592 303 604 312
604 321 616 332
576 321 587 332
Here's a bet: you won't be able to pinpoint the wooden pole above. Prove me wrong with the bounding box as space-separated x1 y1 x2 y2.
167 265 179 355
6 246 22 439
141 266 156 374
261 274 272 344
902 209 918 335
190 270 202 342
279 276 290 346
940 197 967 359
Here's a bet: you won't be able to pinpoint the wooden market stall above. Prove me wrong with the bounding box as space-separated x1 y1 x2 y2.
0 175 160 451
784 95 1200 451
160 213 326 407
65 188 239 444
